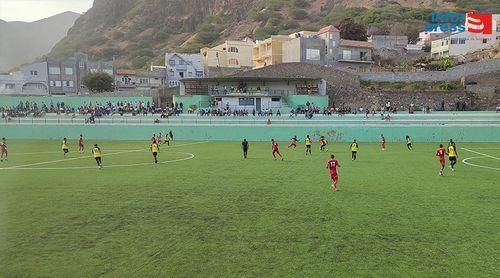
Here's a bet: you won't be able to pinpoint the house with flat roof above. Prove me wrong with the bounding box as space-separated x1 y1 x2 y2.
115 69 166 91
252 36 293 69
177 76 327 112
282 34 326 66
200 38 254 77
431 30 499 58
336 39 374 67
165 52 205 87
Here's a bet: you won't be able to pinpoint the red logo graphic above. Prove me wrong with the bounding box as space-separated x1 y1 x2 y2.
467 11 493 34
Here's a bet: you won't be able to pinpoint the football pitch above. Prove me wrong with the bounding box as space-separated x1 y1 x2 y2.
1 140 499 277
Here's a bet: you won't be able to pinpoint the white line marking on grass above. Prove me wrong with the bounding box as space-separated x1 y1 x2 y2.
461 148 500 171
0 152 195 170
5 149 144 169
0 141 208 170
462 156 500 171
462 148 500 161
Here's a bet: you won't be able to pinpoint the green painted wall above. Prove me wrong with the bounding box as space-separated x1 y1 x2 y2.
285 95 329 109
1 124 499 142
173 95 212 110
0 96 153 108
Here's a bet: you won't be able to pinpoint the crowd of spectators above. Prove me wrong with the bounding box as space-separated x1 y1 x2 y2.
0 100 169 119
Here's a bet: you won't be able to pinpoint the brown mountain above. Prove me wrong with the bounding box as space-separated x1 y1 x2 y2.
47 0 498 68
0 11 80 71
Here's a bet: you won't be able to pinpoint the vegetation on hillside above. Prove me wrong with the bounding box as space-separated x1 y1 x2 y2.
48 0 500 68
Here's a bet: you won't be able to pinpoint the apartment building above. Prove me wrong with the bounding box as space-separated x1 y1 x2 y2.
252 36 293 69
200 38 254 76
165 52 204 87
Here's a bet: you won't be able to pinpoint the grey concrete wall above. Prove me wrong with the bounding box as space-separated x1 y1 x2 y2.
352 58 500 83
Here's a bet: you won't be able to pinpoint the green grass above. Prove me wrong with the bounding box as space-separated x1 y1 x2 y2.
1 140 499 276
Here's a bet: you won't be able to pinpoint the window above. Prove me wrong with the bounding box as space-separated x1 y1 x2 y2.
5 83 15 89
482 39 487 44
65 68 73 75
196 71 204 77
228 47 239 53
169 59 175 66
342 50 351 60
49 67 60 74
64 81 74 87
188 71 193 77
271 97 280 102
360 51 368 61
140 78 149 84
459 38 466 44
79 61 85 69
179 72 184 78
332 41 336 47
169 70 174 77
239 98 254 106
306 49 320 61
30 70 38 76
228 58 239 65
179 60 185 65
55 81 62 87
450 38 458 44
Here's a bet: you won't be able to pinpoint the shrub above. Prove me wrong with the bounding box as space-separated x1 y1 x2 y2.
289 7 308 20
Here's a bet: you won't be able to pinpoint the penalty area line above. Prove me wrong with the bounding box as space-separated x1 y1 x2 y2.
461 148 500 171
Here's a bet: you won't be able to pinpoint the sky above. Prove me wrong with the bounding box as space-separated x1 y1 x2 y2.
0 0 93 22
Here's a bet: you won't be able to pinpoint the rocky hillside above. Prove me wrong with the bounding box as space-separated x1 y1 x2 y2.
0 11 80 71
48 0 499 68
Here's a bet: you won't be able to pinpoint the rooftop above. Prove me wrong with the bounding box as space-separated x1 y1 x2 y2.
181 76 322 83
317 25 340 35
340 39 373 48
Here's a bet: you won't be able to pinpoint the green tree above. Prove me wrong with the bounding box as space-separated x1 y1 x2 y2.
336 18 367 41
82 72 114 93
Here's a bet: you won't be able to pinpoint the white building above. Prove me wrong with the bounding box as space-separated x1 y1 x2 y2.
165 52 205 87
431 31 499 58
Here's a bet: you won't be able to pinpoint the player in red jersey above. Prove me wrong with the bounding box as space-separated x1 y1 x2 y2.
326 154 341 191
288 136 298 149
271 139 283 160
78 134 85 153
381 134 386 151
319 136 329 152
436 144 446 176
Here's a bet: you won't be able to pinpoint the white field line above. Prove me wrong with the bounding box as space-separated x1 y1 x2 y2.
461 148 500 171
5 149 144 169
1 152 195 170
462 156 500 171
462 148 500 161
1 141 209 170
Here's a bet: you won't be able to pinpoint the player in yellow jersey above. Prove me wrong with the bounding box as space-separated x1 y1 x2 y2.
305 135 312 155
164 133 171 146
447 139 458 171
405 135 413 150
61 138 69 157
350 139 359 161
151 140 159 164
92 144 103 169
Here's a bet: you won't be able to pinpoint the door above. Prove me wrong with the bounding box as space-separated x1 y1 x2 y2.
255 98 261 112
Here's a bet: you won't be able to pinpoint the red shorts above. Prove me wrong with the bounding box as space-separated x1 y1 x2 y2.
330 172 338 180
439 158 445 166
273 149 280 153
